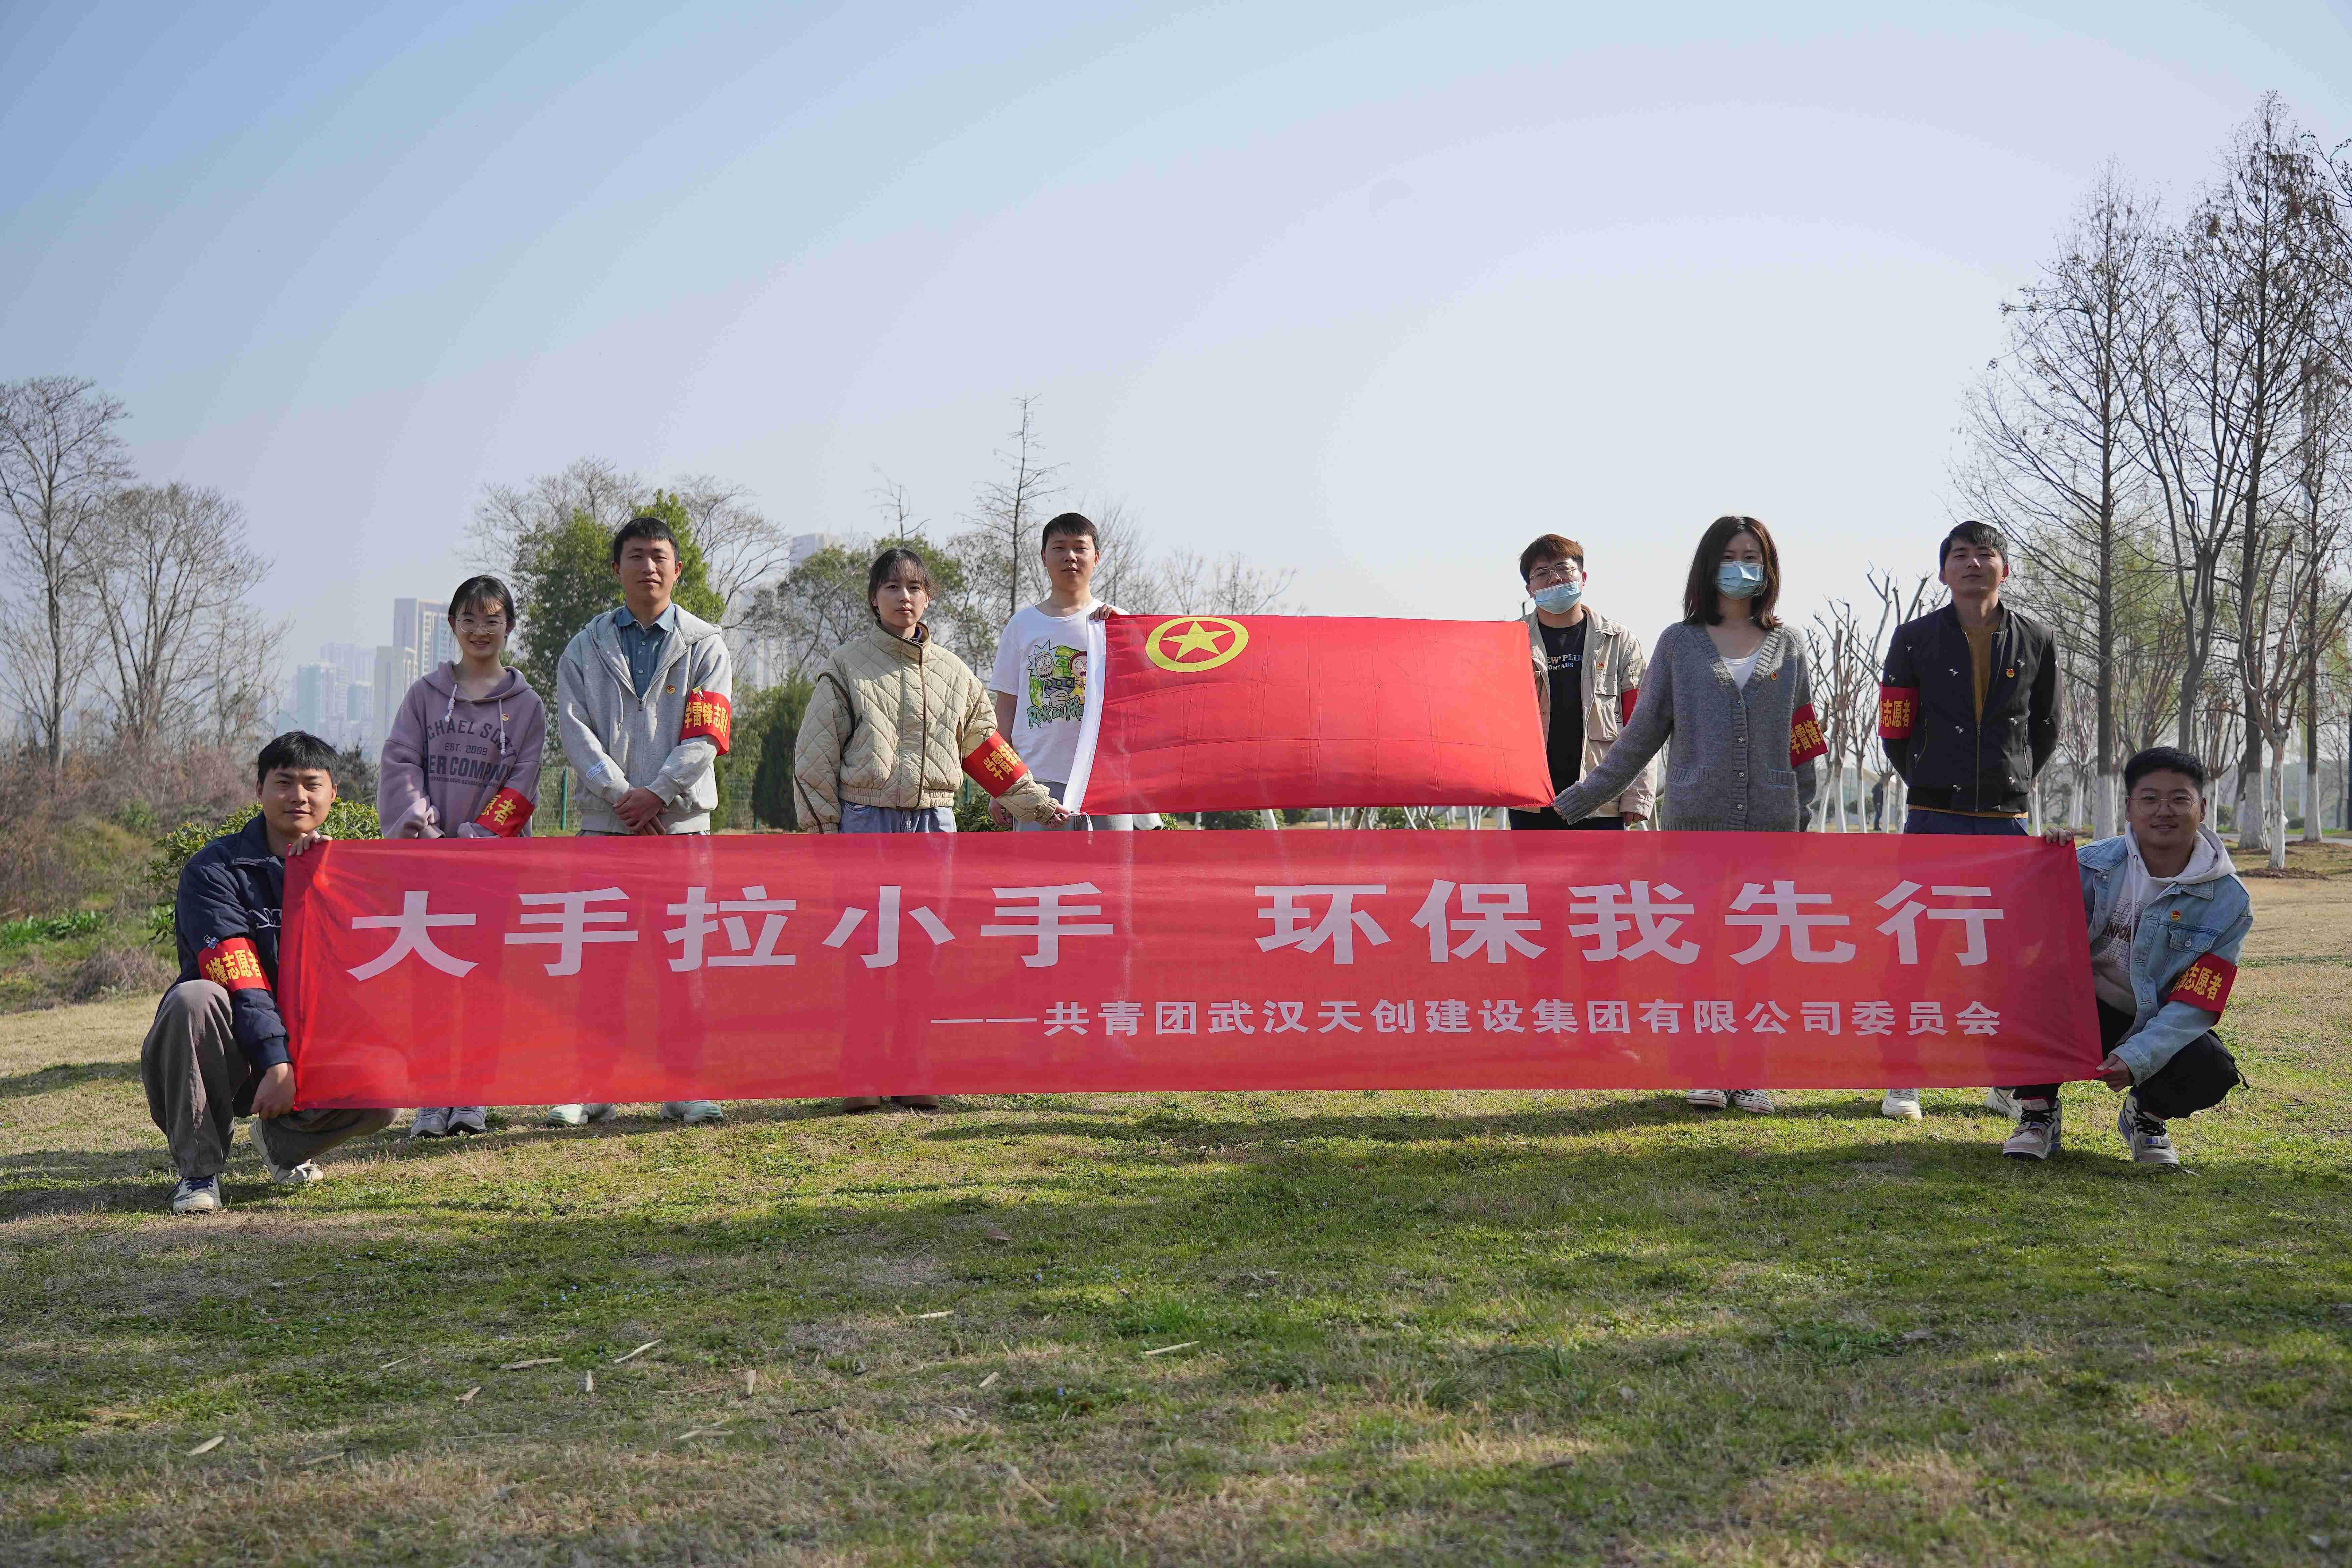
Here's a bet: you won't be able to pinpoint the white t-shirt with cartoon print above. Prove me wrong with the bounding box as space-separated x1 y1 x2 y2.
988 601 1104 784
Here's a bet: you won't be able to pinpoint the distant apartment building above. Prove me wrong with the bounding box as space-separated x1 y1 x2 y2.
282 595 458 753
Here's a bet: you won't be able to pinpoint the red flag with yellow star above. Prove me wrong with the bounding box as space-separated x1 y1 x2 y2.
1065 614 1555 814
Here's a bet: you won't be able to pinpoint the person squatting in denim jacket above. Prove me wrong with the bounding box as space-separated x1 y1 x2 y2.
2000 745 2251 1167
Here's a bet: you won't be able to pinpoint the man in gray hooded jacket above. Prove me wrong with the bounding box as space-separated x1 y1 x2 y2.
548 515 735 1127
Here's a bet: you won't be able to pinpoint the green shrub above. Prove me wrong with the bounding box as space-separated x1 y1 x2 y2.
148 800 383 900
0 910 106 946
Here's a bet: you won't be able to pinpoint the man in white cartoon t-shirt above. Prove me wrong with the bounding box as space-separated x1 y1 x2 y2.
987 511 1157 831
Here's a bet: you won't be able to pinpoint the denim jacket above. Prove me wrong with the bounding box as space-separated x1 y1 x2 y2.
2078 828 2251 1083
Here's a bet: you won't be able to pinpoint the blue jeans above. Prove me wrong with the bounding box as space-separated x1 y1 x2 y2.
1903 810 2027 836
840 804 954 834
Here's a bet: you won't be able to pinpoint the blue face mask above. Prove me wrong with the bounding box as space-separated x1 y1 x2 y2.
1716 561 1766 599
1530 581 1583 614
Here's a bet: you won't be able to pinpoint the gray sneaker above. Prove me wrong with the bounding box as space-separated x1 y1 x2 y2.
1984 1087 2020 1119
545 1104 619 1127
445 1107 488 1136
2002 1099 2062 1160
266 1158 325 1188
1685 1089 1729 1110
169 1175 225 1214
1880 1089 1922 1121
409 1106 451 1140
2117 1096 2179 1168
660 1101 724 1125
1729 1089 1774 1114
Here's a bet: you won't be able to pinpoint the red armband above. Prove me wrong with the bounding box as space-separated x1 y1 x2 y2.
198 937 270 993
2166 953 2236 1013
960 731 1033 798
1788 703 1827 767
474 787 536 837
1878 684 1918 740
680 689 732 753
1618 687 1639 726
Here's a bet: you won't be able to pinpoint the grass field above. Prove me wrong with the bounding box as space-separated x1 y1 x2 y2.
3 846 2349 1565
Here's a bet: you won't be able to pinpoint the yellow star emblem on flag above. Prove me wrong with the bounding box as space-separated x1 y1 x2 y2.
1145 616 1250 673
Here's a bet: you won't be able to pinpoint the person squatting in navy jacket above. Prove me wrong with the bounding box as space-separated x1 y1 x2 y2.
143 731 392 1214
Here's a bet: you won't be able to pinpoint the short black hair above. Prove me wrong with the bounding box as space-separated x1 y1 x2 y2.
610 515 681 566
1040 512 1098 551
1519 533 1586 580
1940 520 2008 571
257 731 338 790
447 574 517 629
2124 745 2208 795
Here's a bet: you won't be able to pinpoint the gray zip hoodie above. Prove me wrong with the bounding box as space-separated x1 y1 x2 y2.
556 604 734 835
378 664 547 838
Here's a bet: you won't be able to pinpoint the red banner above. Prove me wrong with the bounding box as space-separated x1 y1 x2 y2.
279 833 2099 1107
1075 615 1554 813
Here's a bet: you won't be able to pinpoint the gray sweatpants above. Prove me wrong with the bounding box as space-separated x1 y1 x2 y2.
141 980 393 1181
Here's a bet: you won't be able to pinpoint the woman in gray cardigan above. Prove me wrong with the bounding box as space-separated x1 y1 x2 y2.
1550 515 1826 1113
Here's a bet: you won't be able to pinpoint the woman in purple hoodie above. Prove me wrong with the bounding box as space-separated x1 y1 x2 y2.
377 575 547 1138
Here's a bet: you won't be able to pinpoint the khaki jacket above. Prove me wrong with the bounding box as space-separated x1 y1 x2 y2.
1526 607 1656 822
793 625 1060 831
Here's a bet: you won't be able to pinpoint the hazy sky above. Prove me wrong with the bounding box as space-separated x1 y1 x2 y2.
6 1 2351 671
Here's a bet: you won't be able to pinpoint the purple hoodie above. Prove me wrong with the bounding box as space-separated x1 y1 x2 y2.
377 664 548 838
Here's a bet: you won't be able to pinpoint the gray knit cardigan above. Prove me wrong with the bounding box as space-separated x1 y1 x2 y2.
1551 622 1823 832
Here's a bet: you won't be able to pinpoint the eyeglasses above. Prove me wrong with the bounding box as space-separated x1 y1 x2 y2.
1525 561 1583 587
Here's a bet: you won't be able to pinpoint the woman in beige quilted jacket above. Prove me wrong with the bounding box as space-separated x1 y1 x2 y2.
794 546 1067 1113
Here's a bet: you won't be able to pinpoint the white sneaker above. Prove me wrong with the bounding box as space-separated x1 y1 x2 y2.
2118 1096 2180 1168
660 1100 724 1125
446 1107 488 1136
409 1106 451 1140
545 1104 618 1127
170 1176 224 1214
1729 1089 1774 1114
1685 1089 1728 1110
1880 1089 1922 1121
1984 1087 2020 1119
266 1159 324 1188
2002 1099 2062 1160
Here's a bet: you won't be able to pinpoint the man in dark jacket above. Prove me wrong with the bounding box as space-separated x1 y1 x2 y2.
1878 520 2060 827
143 731 392 1213
1873 520 2060 1121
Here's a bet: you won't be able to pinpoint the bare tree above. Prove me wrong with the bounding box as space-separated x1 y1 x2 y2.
1159 549 1297 616
1965 165 2161 836
1806 602 1881 831
1085 496 1165 612
467 455 647 574
1862 569 1941 828
0 377 131 778
2152 97 2338 850
955 396 1066 623
93 484 261 753
670 474 791 626
2284 356 2352 850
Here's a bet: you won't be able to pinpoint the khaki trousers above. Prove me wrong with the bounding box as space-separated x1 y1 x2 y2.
140 980 393 1180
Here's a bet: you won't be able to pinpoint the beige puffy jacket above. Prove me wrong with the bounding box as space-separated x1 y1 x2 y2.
792 624 1060 831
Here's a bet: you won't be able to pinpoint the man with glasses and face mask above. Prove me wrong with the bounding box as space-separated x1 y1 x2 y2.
1510 535 1651 831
